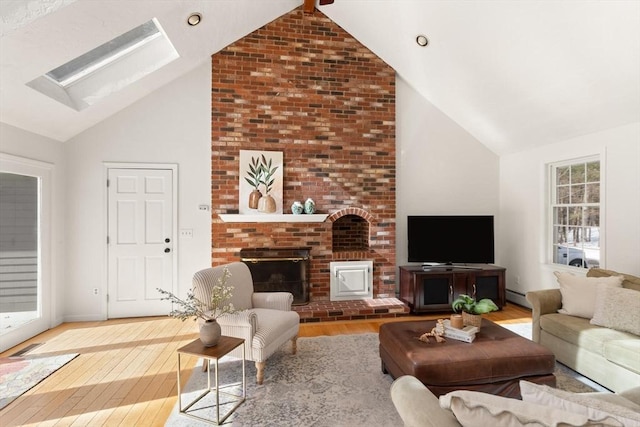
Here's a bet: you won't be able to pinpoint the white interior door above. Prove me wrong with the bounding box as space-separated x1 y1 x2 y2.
107 168 175 318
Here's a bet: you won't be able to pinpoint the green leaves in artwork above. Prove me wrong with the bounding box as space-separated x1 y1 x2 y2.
259 154 278 194
243 153 279 194
244 156 262 190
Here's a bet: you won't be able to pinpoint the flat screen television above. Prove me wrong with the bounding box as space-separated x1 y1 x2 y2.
407 215 495 264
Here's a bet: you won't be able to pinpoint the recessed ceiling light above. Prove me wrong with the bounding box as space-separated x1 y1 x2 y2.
416 35 428 47
187 13 202 26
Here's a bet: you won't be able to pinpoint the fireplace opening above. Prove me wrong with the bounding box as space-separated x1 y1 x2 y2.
332 214 369 252
240 247 310 305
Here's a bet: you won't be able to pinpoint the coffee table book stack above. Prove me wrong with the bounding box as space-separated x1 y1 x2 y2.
438 319 479 343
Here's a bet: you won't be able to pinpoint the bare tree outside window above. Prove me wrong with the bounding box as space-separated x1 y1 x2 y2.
551 158 600 268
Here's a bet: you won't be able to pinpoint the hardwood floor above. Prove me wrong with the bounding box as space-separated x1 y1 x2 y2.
0 303 531 426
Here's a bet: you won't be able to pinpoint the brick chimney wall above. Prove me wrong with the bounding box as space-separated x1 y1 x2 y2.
211 8 396 301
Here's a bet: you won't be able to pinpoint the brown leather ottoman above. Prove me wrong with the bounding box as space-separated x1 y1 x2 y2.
379 319 556 398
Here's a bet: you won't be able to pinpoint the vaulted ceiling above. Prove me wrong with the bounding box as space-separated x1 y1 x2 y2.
1 0 638 155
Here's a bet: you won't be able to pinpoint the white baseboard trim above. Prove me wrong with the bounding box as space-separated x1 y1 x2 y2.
506 289 531 308
63 314 106 322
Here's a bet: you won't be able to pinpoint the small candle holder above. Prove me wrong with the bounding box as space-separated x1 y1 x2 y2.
450 313 464 329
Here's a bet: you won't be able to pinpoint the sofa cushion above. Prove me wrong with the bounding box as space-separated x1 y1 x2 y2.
590 285 640 335
582 389 640 412
554 271 623 318
619 387 640 406
391 376 460 427
520 381 640 427
587 268 640 292
439 389 618 427
539 313 635 357
603 339 640 375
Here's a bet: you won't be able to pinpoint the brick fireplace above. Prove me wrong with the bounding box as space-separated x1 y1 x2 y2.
210 7 406 320
240 247 310 305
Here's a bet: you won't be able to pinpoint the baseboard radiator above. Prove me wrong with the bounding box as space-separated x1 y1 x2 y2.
506 289 531 309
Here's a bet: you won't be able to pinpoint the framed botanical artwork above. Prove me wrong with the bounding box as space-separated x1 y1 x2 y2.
239 150 283 214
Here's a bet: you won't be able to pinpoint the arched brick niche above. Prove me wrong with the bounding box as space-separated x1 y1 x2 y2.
329 208 372 252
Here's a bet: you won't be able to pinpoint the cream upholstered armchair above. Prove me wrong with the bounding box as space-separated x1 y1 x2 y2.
192 261 299 384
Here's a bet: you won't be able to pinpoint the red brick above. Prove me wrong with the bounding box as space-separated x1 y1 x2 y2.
212 8 395 303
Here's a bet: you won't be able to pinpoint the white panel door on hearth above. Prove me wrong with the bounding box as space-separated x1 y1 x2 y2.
330 260 373 301
107 168 175 318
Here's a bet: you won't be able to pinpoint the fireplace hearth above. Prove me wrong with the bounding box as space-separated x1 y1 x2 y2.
240 247 310 305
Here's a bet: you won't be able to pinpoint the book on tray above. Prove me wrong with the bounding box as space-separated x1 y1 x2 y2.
440 319 479 343
444 329 476 343
443 319 479 335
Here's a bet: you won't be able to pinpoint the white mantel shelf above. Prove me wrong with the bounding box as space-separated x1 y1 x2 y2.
218 214 329 223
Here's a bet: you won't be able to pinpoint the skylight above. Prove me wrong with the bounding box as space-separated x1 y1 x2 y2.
27 18 179 111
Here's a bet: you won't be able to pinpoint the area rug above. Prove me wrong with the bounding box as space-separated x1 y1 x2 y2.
0 353 79 410
165 330 603 427
166 334 398 426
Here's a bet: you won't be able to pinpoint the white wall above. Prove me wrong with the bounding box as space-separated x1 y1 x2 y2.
396 76 501 268
63 61 212 321
499 122 640 304
0 123 66 327
5 61 635 323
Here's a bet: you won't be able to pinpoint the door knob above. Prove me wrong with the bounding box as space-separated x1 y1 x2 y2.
164 248 170 253
165 238 171 243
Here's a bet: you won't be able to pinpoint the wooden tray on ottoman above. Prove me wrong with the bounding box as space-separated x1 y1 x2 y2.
379 319 555 398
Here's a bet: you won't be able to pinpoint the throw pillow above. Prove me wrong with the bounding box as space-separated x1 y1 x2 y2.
590 285 640 335
554 271 623 318
439 389 615 427
520 381 640 427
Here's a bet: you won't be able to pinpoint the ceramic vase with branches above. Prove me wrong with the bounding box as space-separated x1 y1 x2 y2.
257 154 278 213
244 155 263 209
157 266 236 346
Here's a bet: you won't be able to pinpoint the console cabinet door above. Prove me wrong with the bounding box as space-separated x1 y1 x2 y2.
468 269 506 308
416 273 454 312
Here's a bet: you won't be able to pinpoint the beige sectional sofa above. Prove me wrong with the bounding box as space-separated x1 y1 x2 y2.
391 375 640 427
526 268 640 393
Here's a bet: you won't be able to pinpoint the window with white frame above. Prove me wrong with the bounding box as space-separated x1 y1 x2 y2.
550 157 601 268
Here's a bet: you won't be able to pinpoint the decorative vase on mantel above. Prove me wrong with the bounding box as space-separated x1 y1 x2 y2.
304 198 315 214
199 320 222 347
291 201 304 214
